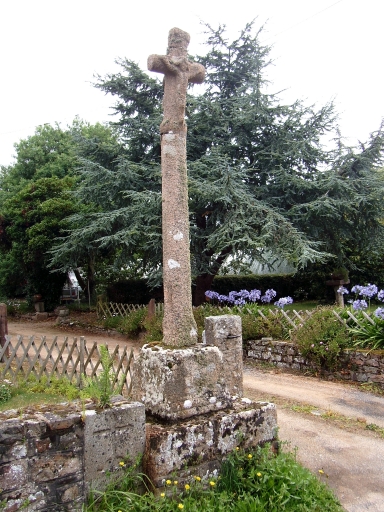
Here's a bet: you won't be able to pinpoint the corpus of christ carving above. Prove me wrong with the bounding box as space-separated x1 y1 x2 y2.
148 28 205 347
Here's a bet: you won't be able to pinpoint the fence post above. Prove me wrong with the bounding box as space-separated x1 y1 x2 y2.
79 336 85 388
0 303 9 361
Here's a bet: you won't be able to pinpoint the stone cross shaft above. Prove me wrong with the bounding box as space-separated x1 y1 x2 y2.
148 28 205 347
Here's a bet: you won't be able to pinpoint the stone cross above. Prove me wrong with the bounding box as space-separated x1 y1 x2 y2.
148 28 205 347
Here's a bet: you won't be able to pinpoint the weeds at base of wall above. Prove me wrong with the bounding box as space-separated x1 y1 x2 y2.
83 444 343 512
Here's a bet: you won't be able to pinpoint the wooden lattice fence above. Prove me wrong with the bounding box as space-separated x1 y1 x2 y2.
97 301 164 319
0 335 134 395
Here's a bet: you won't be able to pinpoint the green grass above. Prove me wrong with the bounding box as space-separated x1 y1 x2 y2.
0 374 81 412
84 444 343 512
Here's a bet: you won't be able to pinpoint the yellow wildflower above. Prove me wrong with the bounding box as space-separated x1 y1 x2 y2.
194 475 201 481
160 492 165 498
185 484 190 491
257 472 262 477
174 480 178 485
318 469 324 475
178 504 184 510
248 454 252 459
166 479 172 485
119 461 125 467
209 481 215 487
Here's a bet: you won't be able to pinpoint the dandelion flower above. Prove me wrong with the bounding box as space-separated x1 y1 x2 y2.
248 454 253 459
236 447 239 451
318 469 324 474
194 476 201 481
119 461 125 467
160 492 165 498
209 481 215 487
178 504 184 509
257 472 262 477
166 479 172 485
185 484 190 491
174 480 178 485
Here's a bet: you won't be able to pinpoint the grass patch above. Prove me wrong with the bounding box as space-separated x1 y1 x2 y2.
84 444 343 511
0 374 81 412
0 392 71 412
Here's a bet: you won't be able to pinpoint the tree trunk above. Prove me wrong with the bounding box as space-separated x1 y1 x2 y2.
73 268 86 292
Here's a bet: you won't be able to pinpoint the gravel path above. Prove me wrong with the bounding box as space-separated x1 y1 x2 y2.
244 363 384 511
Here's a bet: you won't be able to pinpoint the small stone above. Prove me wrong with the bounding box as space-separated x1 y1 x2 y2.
183 400 192 409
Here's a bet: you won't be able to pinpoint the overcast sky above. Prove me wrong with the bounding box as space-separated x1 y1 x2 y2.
0 0 383 167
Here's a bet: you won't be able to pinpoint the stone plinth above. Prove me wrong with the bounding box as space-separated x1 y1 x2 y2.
84 402 145 495
144 400 277 487
131 315 243 420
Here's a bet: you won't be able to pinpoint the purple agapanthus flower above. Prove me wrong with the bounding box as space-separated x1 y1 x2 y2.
360 284 378 298
374 307 384 319
378 290 384 302
351 285 364 294
274 296 293 308
205 290 220 300
248 289 261 302
261 289 277 303
337 286 349 295
352 299 368 311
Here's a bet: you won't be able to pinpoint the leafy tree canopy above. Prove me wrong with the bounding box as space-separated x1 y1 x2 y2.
51 22 384 305
0 121 119 307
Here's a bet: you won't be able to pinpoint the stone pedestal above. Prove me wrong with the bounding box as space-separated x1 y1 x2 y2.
131 315 243 420
132 314 278 487
144 400 277 486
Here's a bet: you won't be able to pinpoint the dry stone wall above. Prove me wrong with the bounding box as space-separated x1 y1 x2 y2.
0 401 145 511
245 338 384 387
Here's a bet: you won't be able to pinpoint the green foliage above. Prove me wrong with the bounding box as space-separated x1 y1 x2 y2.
0 381 12 404
142 314 164 343
118 308 148 337
84 444 343 511
0 121 121 306
11 374 80 402
3 299 32 316
81 345 119 407
240 306 287 341
52 22 384 306
293 308 351 371
348 316 384 351
103 315 123 330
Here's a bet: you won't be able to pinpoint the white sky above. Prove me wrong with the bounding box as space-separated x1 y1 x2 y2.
0 0 383 167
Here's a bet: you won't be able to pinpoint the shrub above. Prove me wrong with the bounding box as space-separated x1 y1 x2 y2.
103 315 123 330
118 307 148 337
348 316 384 351
292 308 351 371
240 308 286 341
0 381 12 404
142 314 164 342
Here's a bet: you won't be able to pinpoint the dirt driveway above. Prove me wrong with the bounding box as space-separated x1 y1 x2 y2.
5 317 384 511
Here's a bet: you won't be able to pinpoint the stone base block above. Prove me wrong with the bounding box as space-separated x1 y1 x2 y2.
144 399 277 487
131 343 243 420
84 402 145 495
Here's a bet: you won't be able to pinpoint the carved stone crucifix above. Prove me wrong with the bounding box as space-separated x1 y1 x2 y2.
148 28 205 347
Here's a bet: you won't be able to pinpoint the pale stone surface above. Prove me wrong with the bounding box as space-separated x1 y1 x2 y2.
84 402 145 494
144 400 277 487
148 28 205 347
204 314 243 395
131 315 244 420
